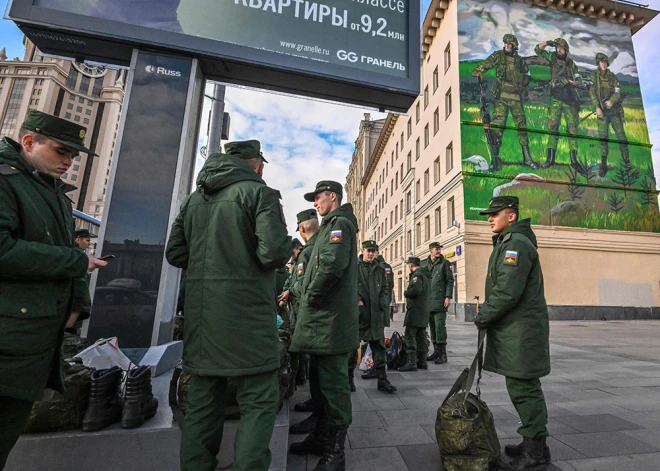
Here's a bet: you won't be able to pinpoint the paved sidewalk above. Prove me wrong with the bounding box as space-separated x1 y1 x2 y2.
287 316 660 471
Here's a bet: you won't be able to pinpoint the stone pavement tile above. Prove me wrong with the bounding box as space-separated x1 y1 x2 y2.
623 428 660 448
554 431 659 458
499 403 578 418
601 377 660 387
635 452 660 468
378 408 438 427
398 396 441 410
600 386 660 398
351 411 385 428
348 425 434 448
552 455 659 471
607 410 660 428
351 391 376 412
285 453 307 471
543 380 611 391
552 400 632 416
344 447 410 471
554 389 619 402
364 386 423 399
370 396 408 411
487 405 519 421
555 414 643 433
397 443 443 471
421 423 437 441
494 419 581 438
609 397 660 412
499 437 586 461
594 370 647 380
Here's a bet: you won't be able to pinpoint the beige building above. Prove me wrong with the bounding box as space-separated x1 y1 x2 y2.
347 0 660 319
0 38 125 220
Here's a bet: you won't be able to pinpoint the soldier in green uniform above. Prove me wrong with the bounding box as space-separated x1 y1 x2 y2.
348 240 397 394
166 140 291 471
423 242 454 365
0 111 107 469
476 196 551 471
472 34 536 170
590 53 629 177
289 181 359 471
535 38 583 169
399 257 430 372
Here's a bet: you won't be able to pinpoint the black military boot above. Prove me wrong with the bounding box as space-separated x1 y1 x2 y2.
522 145 537 169
296 357 308 385
500 437 548 470
570 150 579 168
541 148 555 169
289 420 327 455
376 368 397 394
361 367 378 380
294 397 314 412
417 358 428 370
505 438 552 464
435 344 448 365
398 357 418 372
490 145 502 171
121 365 159 429
290 413 320 434
82 366 123 432
348 368 356 393
314 426 348 471
426 343 440 362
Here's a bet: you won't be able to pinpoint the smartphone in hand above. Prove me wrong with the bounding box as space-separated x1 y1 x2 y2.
98 254 115 261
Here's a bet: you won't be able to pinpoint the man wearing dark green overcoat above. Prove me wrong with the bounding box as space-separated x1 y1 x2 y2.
0 111 106 469
399 257 430 372
289 181 359 471
166 140 291 471
475 196 551 471
423 242 454 365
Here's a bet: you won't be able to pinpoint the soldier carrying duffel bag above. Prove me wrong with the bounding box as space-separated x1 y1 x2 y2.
435 330 500 471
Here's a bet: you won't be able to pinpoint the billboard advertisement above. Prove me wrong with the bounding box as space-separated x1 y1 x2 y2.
458 0 659 232
6 0 419 111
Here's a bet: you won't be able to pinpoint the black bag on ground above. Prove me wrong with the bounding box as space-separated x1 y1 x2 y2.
386 331 407 370
435 330 500 471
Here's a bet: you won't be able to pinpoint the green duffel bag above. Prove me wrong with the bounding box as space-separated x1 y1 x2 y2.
24 361 93 433
435 331 500 471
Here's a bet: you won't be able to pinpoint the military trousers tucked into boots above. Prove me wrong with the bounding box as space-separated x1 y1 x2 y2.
0 395 34 470
309 354 352 428
403 327 428 360
429 311 447 345
348 340 386 371
506 377 549 439
180 369 279 471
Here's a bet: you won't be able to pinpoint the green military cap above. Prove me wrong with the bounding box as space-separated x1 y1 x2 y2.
595 52 609 65
503 33 519 49
75 228 97 238
479 196 519 215
304 180 343 202
429 242 443 249
407 256 421 266
362 239 379 250
292 238 303 249
21 110 97 156
224 140 268 163
296 209 318 230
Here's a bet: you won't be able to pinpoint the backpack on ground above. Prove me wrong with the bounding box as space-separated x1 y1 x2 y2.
386 331 407 370
435 330 500 470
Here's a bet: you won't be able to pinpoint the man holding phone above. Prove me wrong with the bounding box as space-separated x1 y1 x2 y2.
0 111 107 468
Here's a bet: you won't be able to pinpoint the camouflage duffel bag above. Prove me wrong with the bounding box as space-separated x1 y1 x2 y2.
24 361 93 433
435 331 499 471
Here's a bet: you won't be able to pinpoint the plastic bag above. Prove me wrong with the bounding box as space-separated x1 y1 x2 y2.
73 337 132 370
358 344 373 371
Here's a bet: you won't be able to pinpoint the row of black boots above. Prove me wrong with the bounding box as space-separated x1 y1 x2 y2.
82 365 159 432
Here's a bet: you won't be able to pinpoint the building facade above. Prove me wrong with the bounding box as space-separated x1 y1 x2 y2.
347 0 660 319
0 38 125 220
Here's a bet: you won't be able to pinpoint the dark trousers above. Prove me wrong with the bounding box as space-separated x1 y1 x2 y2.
0 395 34 470
309 354 352 427
348 340 386 370
180 370 279 471
403 326 429 360
506 377 549 439
429 310 447 345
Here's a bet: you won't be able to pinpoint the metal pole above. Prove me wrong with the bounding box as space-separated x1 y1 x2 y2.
206 83 226 154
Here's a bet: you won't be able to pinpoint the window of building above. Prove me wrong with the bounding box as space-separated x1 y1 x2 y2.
446 142 454 173
444 42 451 73
435 206 442 234
64 112 71 119
395 240 399 259
407 230 412 251
71 174 78 181
424 169 430 194
67 103 73 110
83 118 89 125
434 157 441 184
445 88 452 118
395 172 399 188
415 138 420 160
76 106 83 113
406 192 411 213
390 211 393 228
407 152 411 171
75 156 81 162
407 118 412 138
92 78 103 98
433 107 439 135
79 75 90 95
415 180 420 202
66 68 78 89
74 115 81 122
400 132 404 150
384 218 388 234
391 151 394 167
61 173 68 179
447 197 455 228
415 102 420 123
425 216 431 241
73 164 80 171
433 66 439 92
85 109 92 116
416 223 421 246
0 79 27 136
424 85 429 109
424 124 429 148
78 97 85 104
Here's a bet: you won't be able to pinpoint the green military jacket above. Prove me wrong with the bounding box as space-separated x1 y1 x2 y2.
357 258 388 341
0 138 89 401
475 219 550 379
286 233 318 331
534 46 581 104
422 255 454 313
166 153 291 377
290 204 359 355
377 255 394 327
403 267 430 328
589 68 623 114
474 50 530 99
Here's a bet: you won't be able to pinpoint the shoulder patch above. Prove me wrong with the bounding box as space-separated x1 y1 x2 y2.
385 267 391 273
330 229 343 244
504 250 518 265
412 276 418 282
0 164 20 176
297 263 304 275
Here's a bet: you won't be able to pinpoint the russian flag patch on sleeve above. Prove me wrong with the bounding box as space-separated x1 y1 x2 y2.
330 230 343 243
504 250 518 265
